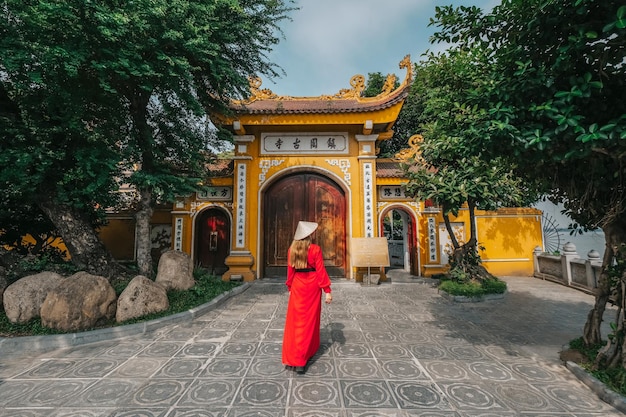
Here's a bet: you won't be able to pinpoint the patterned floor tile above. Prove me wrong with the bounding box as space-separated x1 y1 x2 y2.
339 380 397 408
201 357 251 378
176 378 240 407
233 378 289 408
64 378 143 407
290 380 342 408
436 382 510 413
387 380 450 410
336 359 382 379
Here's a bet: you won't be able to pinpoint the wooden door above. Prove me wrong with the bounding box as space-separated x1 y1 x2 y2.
195 208 230 275
264 173 346 277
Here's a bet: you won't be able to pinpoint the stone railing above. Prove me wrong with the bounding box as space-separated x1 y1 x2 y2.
533 242 603 294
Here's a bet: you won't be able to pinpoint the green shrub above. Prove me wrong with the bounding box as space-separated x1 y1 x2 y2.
568 337 626 397
439 277 507 297
448 267 471 284
439 280 484 297
481 278 507 294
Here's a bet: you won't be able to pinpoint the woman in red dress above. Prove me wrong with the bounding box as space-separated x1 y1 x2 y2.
282 221 332 374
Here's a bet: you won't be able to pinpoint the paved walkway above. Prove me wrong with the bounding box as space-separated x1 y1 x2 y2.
0 273 624 416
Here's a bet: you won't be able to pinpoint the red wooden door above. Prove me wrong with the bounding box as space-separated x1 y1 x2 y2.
264 173 346 277
195 208 230 275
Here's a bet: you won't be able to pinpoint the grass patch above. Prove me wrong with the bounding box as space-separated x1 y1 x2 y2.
439 277 507 297
0 269 240 337
568 337 626 397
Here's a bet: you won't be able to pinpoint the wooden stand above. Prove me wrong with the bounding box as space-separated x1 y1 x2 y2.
351 237 390 286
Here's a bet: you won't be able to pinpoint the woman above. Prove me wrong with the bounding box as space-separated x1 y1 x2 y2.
282 221 332 374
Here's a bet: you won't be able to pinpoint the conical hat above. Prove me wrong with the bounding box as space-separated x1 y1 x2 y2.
293 221 318 240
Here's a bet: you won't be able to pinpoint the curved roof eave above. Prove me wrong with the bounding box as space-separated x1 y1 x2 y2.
221 55 413 120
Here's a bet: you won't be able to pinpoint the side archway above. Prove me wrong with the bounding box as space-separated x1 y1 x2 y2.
380 205 419 276
194 207 231 275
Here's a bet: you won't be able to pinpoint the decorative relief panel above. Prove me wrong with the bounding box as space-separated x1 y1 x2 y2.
190 201 233 214
259 159 285 185
325 159 351 185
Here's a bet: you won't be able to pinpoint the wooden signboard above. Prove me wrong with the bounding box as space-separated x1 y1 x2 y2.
351 237 390 267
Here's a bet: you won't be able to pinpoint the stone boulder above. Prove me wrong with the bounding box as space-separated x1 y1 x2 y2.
116 275 169 323
3 272 65 323
155 250 195 291
0 269 7 309
40 271 117 332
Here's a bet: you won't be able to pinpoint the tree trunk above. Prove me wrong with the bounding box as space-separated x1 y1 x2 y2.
586 219 626 372
38 199 126 279
445 200 490 279
135 187 154 277
583 244 612 347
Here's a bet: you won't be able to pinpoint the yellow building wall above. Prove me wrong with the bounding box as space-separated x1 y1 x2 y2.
99 209 173 262
476 208 543 276
417 207 542 277
99 217 136 261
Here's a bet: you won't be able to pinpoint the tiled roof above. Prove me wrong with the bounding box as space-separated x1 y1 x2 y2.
206 158 234 177
228 55 413 116
376 159 405 178
229 87 410 115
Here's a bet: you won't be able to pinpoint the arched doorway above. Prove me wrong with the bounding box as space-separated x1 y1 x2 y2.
263 172 346 278
381 207 419 275
195 208 230 275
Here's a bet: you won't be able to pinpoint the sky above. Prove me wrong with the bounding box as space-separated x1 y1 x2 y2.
261 0 498 97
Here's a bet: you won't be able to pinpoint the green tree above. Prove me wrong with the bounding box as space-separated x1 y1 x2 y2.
0 20 127 277
400 49 533 278
1 0 295 277
430 0 626 367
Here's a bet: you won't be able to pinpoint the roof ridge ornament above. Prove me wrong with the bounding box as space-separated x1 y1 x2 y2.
396 134 423 162
238 55 412 104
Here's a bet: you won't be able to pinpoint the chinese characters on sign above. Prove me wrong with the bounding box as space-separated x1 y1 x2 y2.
174 218 183 251
428 217 437 262
236 164 247 248
363 162 374 237
378 185 406 200
261 133 348 155
197 187 232 201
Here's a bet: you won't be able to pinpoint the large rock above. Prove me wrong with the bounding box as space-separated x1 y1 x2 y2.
116 275 169 323
3 272 65 323
0 269 7 309
40 271 117 332
155 250 195 291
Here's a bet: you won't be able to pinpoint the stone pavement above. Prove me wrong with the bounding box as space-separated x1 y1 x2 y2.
0 273 624 416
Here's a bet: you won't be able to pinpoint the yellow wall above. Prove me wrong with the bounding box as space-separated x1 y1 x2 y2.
476 208 543 276
416 207 542 277
98 217 136 260
99 209 173 262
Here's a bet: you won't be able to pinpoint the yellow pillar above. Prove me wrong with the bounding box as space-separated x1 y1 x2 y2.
223 135 256 282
